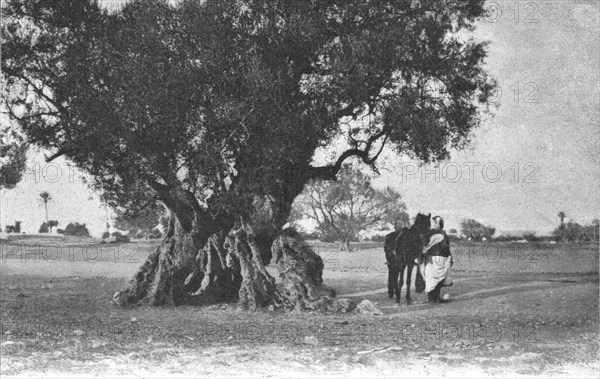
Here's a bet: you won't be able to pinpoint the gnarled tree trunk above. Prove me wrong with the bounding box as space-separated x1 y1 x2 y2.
223 225 287 310
113 187 337 311
112 188 235 306
273 228 337 311
111 214 234 306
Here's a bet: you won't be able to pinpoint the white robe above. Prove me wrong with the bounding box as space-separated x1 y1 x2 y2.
419 232 453 293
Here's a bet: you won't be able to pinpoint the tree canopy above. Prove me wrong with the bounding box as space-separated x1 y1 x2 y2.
3 0 494 216
0 124 27 190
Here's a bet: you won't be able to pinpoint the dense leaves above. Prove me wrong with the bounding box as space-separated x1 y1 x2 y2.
57 222 91 236
2 0 494 219
0 124 27 190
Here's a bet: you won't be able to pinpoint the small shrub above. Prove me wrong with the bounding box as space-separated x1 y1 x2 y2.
111 232 130 243
523 232 543 242
38 223 49 233
116 235 130 243
102 231 110 239
62 222 90 237
6 221 22 233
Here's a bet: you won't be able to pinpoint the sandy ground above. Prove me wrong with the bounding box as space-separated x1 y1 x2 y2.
1 238 598 377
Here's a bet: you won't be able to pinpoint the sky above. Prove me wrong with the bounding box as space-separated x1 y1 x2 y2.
1 0 598 237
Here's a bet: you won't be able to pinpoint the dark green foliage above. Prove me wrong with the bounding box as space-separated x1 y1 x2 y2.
553 221 599 242
58 223 90 237
111 232 131 243
38 223 49 233
461 218 495 241
5 221 21 233
0 126 27 190
38 220 58 233
492 235 521 242
3 0 494 219
522 232 546 242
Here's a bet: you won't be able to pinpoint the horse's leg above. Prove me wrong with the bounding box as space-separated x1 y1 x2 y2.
388 262 398 299
405 264 413 305
388 264 398 298
396 264 404 304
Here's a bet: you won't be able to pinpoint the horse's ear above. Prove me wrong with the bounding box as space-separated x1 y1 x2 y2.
428 213 431 219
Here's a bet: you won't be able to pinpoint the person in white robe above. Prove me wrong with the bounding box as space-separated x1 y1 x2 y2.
419 216 453 303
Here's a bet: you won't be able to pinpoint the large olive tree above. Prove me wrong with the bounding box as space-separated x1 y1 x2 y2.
2 0 495 309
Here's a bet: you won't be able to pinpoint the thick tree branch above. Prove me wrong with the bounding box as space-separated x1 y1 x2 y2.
45 148 70 162
307 129 388 181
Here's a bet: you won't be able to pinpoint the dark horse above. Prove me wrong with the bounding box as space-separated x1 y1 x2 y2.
384 227 407 298
392 213 431 304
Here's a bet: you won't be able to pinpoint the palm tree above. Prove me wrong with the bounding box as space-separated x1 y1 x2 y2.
38 191 52 223
557 211 566 227
556 211 567 242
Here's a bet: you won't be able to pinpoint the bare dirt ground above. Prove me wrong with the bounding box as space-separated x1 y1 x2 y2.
1 237 598 377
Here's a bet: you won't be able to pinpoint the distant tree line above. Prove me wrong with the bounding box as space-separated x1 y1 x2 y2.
460 219 496 241
552 217 599 242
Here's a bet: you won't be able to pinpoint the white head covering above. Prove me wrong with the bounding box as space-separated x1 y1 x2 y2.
432 216 444 230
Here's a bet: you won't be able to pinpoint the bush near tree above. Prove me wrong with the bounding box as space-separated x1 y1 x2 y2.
57 223 90 237
38 220 59 233
111 231 131 243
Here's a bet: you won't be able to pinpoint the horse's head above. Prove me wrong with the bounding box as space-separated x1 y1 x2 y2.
413 213 431 234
